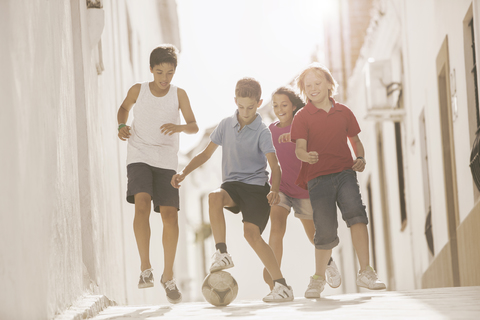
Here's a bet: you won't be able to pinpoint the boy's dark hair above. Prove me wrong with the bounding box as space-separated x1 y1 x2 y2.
235 77 262 102
272 86 305 115
150 44 178 69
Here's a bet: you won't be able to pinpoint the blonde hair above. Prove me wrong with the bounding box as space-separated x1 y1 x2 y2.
296 63 338 101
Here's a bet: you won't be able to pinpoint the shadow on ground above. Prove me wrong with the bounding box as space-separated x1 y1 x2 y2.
214 295 371 318
97 306 172 319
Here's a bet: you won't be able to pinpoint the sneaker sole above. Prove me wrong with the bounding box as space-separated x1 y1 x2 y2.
327 278 342 288
263 296 294 303
209 263 234 273
304 292 321 299
138 283 154 289
357 283 386 290
166 294 182 304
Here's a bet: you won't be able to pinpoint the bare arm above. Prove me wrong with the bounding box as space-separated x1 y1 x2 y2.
171 141 219 188
117 84 140 141
161 88 199 135
295 138 318 164
266 152 281 206
349 135 366 172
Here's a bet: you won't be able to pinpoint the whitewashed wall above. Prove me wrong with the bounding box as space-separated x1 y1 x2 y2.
0 1 181 318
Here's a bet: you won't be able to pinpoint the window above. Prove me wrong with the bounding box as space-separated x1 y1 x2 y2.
463 6 480 198
419 109 434 256
395 121 407 230
469 18 480 128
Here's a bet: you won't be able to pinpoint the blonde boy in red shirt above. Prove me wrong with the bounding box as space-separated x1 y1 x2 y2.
290 63 386 298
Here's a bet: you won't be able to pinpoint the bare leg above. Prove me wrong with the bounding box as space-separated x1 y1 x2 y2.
208 188 236 244
300 218 315 245
314 248 332 277
159 206 179 282
263 206 289 289
133 192 152 271
244 222 283 280
351 223 369 271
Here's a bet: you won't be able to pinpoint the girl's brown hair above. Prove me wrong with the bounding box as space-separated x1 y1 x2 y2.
272 86 305 115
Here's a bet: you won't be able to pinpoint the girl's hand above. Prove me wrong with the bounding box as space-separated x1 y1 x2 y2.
267 191 280 206
160 123 184 135
352 158 366 172
278 133 291 143
306 151 319 164
118 125 131 141
171 173 186 188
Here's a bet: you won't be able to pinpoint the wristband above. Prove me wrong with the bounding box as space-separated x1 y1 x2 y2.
356 156 366 164
118 123 126 131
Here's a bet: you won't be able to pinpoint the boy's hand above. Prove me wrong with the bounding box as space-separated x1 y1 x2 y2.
306 151 319 164
161 123 184 135
118 125 131 141
278 133 291 143
267 191 280 206
352 158 366 172
171 172 186 188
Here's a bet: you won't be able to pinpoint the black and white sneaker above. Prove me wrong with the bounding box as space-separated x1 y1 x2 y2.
209 249 234 272
263 282 294 302
161 276 182 304
138 268 154 289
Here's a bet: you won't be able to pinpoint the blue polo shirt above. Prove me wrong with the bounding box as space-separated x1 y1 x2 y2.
210 110 276 186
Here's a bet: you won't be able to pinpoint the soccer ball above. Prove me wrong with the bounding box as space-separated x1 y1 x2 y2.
202 271 238 306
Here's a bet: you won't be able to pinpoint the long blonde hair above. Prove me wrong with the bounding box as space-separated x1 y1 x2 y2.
296 63 338 101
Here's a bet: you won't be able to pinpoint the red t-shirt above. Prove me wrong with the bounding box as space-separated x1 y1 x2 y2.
291 98 361 189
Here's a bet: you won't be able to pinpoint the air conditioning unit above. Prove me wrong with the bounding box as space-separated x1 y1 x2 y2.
365 59 404 121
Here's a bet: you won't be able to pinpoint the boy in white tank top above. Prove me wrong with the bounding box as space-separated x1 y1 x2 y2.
117 45 198 304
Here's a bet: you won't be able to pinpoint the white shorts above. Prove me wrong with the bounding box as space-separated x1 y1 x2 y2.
274 191 313 220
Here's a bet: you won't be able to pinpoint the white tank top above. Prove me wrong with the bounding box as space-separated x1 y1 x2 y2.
127 82 180 171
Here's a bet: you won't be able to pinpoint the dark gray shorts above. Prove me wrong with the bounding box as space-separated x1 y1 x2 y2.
221 181 271 234
126 162 179 213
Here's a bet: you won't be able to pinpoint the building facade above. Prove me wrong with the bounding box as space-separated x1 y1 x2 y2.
323 0 480 292
0 1 182 318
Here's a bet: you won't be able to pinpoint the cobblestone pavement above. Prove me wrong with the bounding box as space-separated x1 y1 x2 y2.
89 286 480 320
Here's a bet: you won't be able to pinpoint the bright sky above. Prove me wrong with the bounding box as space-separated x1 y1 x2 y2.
174 0 336 152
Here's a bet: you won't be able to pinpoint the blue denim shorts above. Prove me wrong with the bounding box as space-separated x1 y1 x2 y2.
308 169 368 250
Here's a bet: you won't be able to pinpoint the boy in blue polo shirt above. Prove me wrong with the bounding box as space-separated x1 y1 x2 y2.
171 78 294 302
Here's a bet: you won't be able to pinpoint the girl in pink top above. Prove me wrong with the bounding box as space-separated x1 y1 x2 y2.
264 87 341 292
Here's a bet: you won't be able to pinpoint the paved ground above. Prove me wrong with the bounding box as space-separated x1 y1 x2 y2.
89 286 480 320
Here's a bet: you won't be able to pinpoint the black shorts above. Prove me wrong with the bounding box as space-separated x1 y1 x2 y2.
126 162 179 212
221 181 271 234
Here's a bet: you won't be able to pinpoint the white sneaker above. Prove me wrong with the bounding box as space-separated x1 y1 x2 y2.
326 260 342 288
356 266 386 290
304 275 326 298
263 282 294 302
209 250 234 272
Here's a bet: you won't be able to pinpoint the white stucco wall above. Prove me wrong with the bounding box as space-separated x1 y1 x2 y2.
0 2 84 319
0 0 182 318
